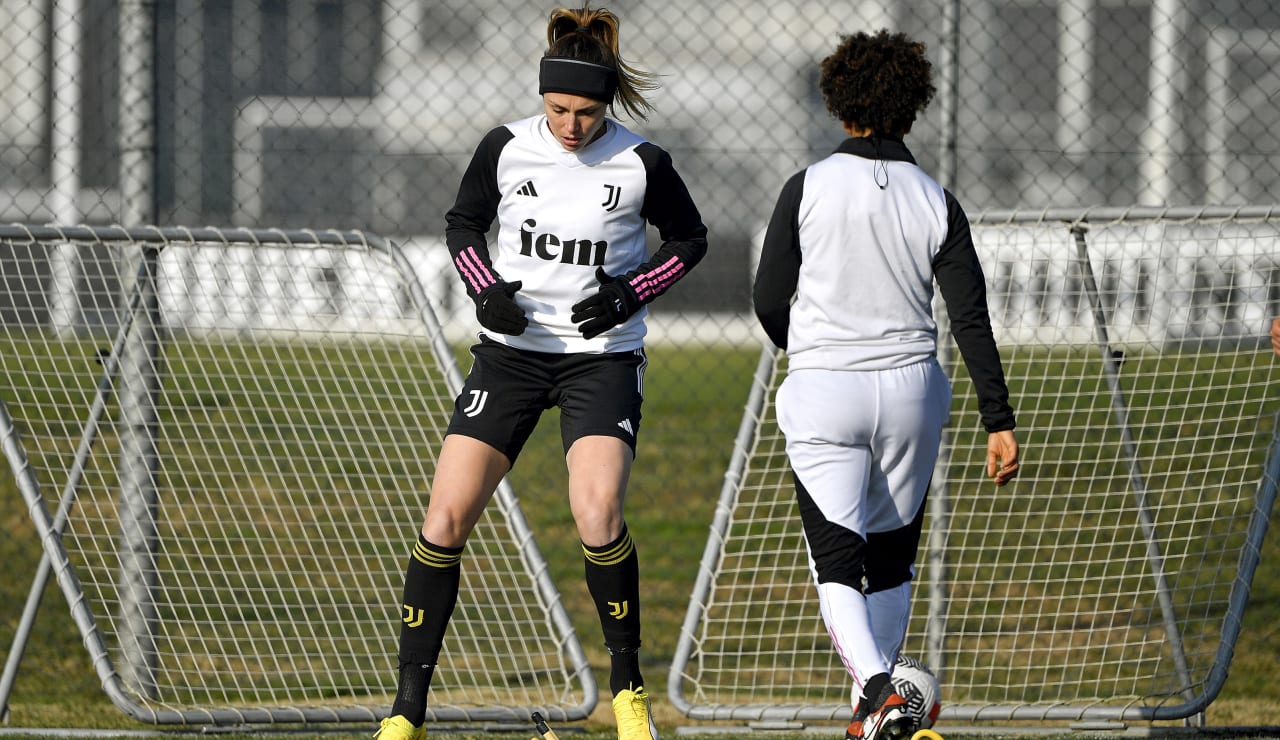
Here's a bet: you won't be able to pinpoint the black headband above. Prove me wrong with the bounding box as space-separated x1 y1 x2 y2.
538 57 618 103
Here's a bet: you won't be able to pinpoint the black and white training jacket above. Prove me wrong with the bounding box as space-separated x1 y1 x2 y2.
752 136 1015 433
445 114 707 354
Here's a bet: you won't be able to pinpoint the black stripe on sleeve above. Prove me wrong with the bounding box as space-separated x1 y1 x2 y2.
934 191 1016 432
752 170 805 350
623 142 709 303
445 126 514 260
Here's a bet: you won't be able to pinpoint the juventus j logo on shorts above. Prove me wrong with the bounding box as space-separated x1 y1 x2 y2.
462 390 488 417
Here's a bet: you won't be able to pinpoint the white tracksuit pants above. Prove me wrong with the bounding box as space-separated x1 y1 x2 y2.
775 357 951 694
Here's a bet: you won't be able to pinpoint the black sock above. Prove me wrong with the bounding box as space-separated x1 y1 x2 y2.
862 672 893 711
391 534 464 724
608 646 643 695
582 525 644 694
391 662 435 726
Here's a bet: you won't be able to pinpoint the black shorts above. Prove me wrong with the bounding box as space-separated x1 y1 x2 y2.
445 337 647 463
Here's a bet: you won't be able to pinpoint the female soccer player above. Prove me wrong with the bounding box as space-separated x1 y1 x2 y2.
377 5 707 740
752 30 1019 740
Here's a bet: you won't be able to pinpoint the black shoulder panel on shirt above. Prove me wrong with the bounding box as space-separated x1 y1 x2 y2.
445 126 517 253
632 141 709 243
478 125 516 155
632 140 667 170
752 170 807 350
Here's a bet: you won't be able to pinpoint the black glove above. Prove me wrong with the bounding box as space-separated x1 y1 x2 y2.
571 268 642 340
475 280 528 335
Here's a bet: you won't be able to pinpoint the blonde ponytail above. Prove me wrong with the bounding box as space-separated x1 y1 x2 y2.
544 5 658 120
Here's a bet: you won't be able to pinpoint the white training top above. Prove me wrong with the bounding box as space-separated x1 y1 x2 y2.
753 136 1015 432
786 142 946 370
445 115 707 354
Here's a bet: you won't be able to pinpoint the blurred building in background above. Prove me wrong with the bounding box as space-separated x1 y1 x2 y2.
2 0 1280 315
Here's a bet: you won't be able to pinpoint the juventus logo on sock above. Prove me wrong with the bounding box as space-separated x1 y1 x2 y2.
401 604 424 627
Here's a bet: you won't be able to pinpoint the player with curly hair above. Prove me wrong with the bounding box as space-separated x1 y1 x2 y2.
376 5 707 740
753 30 1020 740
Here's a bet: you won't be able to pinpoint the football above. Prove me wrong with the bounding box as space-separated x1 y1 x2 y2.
891 654 941 729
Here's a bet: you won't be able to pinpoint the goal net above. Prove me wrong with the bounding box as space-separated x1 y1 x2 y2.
0 225 594 725
668 206 1280 726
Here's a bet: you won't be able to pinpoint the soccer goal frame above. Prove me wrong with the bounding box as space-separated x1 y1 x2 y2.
0 224 595 726
668 205 1280 729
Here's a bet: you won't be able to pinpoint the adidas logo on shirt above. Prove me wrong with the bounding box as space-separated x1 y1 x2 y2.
516 180 539 197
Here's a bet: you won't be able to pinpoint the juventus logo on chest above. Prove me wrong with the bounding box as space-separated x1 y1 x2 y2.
601 184 621 212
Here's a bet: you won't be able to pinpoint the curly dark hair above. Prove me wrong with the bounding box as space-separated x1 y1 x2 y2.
818 29 936 138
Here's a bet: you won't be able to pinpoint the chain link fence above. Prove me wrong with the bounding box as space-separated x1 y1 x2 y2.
2 2 1279 721
3 1 1280 312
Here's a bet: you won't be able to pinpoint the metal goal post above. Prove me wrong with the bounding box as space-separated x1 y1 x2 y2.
0 223 595 726
669 205 1280 730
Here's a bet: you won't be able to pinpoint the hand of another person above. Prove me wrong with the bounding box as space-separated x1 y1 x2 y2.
1271 317 1280 357
571 268 642 339
986 429 1020 487
475 280 528 335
